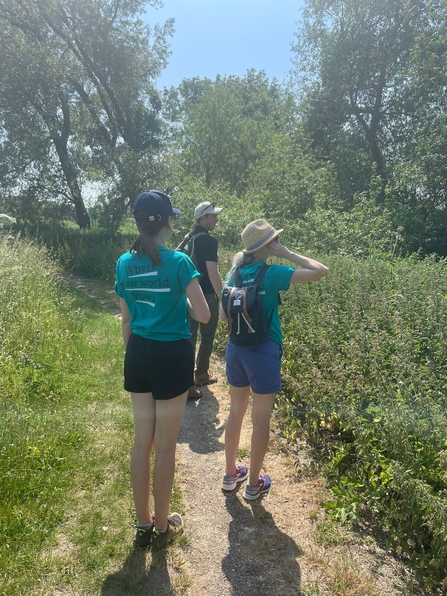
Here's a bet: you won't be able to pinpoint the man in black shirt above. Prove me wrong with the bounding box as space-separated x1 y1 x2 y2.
188 201 223 399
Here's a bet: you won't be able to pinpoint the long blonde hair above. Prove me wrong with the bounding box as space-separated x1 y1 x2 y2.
228 251 258 281
130 213 169 267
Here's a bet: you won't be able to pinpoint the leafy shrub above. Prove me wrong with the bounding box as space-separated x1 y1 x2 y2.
18 223 136 282
272 254 447 589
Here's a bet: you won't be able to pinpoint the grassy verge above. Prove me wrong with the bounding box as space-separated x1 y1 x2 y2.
0 236 186 596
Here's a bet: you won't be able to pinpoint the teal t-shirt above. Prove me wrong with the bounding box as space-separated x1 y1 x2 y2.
225 262 294 345
115 246 200 341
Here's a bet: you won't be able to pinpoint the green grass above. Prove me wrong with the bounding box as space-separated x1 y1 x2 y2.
0 236 186 596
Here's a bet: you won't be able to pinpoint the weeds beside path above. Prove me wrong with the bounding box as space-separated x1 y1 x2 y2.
54 273 428 596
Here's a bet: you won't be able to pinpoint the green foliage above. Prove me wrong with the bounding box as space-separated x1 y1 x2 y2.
149 176 265 252
0 0 172 228
164 71 298 195
0 235 122 590
280 194 403 258
268 254 447 589
292 0 429 198
19 223 136 282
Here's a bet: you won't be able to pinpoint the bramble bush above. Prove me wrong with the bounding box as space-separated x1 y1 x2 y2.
274 255 447 590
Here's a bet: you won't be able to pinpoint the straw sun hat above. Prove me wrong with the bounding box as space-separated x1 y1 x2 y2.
241 219 283 255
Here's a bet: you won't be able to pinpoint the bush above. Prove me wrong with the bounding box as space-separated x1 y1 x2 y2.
274 254 447 589
18 223 136 282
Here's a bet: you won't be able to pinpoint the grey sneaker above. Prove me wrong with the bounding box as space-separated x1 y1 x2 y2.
222 465 248 491
133 522 154 547
243 474 271 500
152 513 184 551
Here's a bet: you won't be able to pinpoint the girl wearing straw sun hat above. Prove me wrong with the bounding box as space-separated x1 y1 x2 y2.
220 219 329 500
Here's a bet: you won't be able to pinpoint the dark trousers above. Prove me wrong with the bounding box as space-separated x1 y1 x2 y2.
189 293 219 376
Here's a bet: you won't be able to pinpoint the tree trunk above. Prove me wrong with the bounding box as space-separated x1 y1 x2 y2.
52 135 90 229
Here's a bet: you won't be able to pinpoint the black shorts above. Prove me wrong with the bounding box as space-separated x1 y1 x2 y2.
124 333 194 400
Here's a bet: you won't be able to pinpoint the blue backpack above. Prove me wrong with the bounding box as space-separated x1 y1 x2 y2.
221 264 271 348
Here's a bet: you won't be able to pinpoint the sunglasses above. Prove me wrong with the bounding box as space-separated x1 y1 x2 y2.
199 202 215 216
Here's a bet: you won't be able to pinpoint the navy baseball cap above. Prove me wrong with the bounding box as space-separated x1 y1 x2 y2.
132 190 183 223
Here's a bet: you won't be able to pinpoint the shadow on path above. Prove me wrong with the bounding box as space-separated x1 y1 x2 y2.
100 547 171 596
222 492 302 596
178 387 224 454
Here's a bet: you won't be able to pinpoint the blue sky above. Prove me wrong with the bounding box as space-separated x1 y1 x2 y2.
144 0 305 89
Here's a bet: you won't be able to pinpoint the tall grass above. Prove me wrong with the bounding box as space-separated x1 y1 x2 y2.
0 235 129 595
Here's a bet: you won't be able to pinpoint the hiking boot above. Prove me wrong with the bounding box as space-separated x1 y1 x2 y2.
243 475 271 500
194 372 218 386
133 522 154 547
188 386 202 400
152 513 184 551
222 465 248 491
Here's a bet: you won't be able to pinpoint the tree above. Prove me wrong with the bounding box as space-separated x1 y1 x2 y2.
163 71 298 195
390 0 447 254
0 0 172 228
292 0 429 203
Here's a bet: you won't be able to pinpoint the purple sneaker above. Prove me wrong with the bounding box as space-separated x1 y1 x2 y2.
222 465 248 491
243 474 271 500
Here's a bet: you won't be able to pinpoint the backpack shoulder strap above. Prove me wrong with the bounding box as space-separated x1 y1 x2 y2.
254 263 275 323
233 268 242 287
188 232 208 243
231 264 268 288
175 231 208 252
190 231 208 243
175 232 191 252
253 263 270 285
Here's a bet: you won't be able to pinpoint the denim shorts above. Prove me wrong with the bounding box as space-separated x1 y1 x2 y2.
124 333 194 399
225 338 282 394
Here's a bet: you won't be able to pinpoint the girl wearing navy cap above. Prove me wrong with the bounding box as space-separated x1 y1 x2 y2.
115 190 210 550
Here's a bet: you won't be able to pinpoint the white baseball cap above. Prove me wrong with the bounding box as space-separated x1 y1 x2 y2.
194 201 223 219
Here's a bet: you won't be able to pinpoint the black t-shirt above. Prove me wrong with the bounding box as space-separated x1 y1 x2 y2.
191 225 218 294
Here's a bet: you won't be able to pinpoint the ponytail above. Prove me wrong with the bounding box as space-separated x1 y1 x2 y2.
130 214 169 267
228 251 257 281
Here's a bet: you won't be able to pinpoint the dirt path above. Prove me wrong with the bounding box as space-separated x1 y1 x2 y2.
175 358 424 596
61 273 428 596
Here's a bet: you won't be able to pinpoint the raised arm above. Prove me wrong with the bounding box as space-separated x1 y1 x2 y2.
185 277 211 323
266 241 329 284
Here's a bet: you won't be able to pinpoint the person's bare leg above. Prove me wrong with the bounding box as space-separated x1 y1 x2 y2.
248 392 276 485
153 392 187 531
224 384 250 476
130 392 156 525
